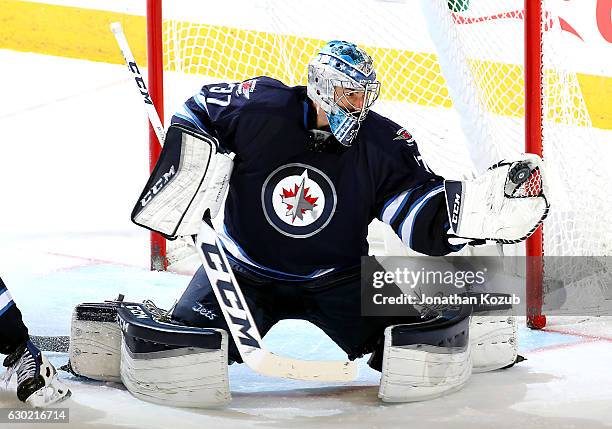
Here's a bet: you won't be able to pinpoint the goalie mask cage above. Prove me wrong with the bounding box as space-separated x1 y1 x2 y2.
145 0 612 328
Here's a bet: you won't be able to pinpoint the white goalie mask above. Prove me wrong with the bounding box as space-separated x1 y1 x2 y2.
307 41 381 146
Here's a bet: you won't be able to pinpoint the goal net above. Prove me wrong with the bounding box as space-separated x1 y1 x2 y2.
146 0 612 326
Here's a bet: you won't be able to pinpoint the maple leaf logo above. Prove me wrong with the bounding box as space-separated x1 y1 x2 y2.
280 170 319 223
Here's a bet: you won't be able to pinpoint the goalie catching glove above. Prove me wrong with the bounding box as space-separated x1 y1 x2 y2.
445 154 549 245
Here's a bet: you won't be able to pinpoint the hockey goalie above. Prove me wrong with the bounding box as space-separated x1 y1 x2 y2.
71 40 548 406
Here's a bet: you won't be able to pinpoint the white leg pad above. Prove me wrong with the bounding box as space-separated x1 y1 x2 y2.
120 334 231 408
69 304 122 382
117 302 231 408
470 311 518 373
378 326 472 403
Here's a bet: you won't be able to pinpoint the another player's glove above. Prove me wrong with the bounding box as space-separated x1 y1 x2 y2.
444 154 549 245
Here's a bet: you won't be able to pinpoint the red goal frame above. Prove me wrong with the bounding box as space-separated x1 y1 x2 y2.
147 0 166 271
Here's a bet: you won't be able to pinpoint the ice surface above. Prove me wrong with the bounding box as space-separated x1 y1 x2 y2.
1 50 611 429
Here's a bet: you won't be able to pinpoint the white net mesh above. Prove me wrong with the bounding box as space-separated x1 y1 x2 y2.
157 0 612 307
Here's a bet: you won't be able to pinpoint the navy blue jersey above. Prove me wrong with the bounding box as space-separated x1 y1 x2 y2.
0 277 29 354
172 77 461 280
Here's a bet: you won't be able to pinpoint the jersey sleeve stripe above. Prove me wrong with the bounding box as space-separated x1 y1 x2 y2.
397 185 444 249
172 112 195 126
380 191 400 220
193 93 210 115
380 189 414 225
0 288 14 316
176 104 207 132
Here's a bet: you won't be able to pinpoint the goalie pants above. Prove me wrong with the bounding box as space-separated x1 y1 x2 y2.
171 260 420 371
0 277 29 355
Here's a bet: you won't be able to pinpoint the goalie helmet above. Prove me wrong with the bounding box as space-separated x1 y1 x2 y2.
307 41 381 146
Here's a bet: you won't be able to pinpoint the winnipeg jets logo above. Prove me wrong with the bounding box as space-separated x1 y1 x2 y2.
280 170 319 223
262 164 337 238
272 170 325 228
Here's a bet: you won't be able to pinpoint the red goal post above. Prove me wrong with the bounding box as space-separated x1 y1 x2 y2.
146 0 166 271
524 1 546 328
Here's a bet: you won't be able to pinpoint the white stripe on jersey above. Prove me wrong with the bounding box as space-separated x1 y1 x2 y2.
399 185 444 248
0 288 14 313
193 93 210 115
176 104 206 131
381 189 412 225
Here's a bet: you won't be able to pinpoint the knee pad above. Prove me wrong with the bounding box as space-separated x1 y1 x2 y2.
378 305 472 403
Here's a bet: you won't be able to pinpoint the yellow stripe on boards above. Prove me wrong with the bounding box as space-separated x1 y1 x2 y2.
0 0 146 65
0 1 610 129
578 73 612 129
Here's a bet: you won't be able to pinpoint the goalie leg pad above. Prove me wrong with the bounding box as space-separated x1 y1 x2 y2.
118 303 230 408
378 306 472 403
69 301 123 382
470 293 518 373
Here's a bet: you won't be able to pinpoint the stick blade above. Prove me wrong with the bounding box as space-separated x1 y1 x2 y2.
249 350 358 382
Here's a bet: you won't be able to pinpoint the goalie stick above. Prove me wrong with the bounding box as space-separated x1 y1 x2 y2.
111 22 357 382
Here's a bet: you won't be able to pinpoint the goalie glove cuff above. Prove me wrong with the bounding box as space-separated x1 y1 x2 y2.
445 180 464 237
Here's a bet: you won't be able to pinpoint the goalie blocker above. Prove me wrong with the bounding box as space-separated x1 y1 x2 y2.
68 300 230 408
131 124 234 238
